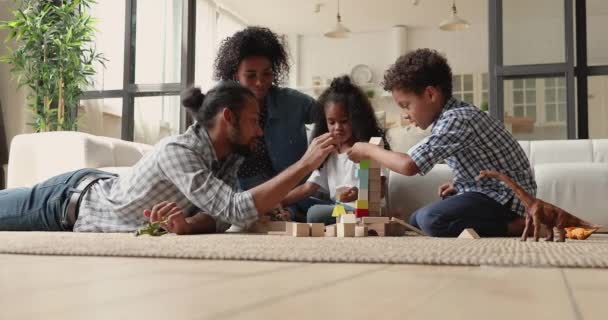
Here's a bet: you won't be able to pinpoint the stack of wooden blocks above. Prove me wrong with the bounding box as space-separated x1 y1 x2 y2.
355 137 384 217
252 215 427 238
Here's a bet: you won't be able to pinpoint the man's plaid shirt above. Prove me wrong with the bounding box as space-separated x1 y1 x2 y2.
74 123 258 232
408 97 537 216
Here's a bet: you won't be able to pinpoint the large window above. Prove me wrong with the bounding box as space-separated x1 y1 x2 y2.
490 0 608 140
194 0 245 91
544 77 567 124
503 77 567 140
81 0 246 143
452 74 474 105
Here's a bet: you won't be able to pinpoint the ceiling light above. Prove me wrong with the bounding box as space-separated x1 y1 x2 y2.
324 0 351 38
439 0 470 31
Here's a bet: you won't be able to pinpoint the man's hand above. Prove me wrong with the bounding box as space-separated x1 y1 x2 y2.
347 142 372 163
144 201 192 235
300 133 337 170
438 182 456 199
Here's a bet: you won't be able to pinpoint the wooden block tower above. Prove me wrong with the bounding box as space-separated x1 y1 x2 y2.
355 137 384 217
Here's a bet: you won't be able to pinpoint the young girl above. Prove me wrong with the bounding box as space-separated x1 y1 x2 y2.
281 76 389 224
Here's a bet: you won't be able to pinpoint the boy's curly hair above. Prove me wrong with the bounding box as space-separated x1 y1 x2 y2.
312 76 390 149
382 48 453 100
214 26 290 85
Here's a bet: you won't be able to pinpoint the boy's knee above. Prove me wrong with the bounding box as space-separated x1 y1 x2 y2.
306 205 329 223
414 209 450 237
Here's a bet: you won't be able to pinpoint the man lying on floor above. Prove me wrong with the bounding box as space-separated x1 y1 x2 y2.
0 81 336 234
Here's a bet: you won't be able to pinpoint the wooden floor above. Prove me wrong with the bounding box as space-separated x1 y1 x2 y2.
1 254 606 320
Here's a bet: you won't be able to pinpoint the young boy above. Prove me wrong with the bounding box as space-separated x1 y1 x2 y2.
347 48 537 237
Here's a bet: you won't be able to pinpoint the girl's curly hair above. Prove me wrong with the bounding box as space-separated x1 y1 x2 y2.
312 76 390 149
214 26 290 85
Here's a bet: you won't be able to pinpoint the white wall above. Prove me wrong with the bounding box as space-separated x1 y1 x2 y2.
297 30 394 89
0 0 30 156
293 23 488 124
408 23 488 74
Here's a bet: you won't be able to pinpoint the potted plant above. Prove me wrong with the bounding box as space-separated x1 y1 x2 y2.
0 0 104 132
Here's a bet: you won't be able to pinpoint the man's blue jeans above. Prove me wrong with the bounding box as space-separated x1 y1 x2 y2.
409 192 518 237
0 168 111 231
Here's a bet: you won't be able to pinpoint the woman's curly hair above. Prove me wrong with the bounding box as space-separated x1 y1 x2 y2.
214 26 290 85
382 48 452 100
312 75 390 149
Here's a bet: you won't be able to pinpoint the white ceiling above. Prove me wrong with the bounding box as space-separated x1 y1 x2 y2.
218 0 488 34
218 0 608 35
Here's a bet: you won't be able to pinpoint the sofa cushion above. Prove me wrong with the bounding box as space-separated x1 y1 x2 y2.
534 163 608 230
387 164 454 220
592 140 608 163
529 140 593 165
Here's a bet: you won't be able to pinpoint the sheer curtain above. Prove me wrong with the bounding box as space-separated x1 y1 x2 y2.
195 0 246 91
134 0 182 144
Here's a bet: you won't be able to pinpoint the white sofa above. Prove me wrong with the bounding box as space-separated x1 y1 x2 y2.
6 131 153 188
388 139 608 231
7 132 608 232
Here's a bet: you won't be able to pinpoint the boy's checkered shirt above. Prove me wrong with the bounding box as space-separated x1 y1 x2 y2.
408 97 537 216
73 123 258 232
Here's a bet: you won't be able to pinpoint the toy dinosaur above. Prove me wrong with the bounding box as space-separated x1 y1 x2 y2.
476 170 601 242
134 218 169 237
565 227 598 240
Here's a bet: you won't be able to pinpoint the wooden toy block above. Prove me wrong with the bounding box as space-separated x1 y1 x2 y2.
362 217 390 224
390 217 428 236
458 228 480 239
359 160 370 169
337 223 356 237
325 224 337 237
368 197 381 204
355 225 368 237
369 137 383 146
386 222 406 236
370 161 381 169
357 169 369 181
332 204 347 217
308 223 325 237
354 208 369 217
358 177 369 189
369 183 382 192
358 188 369 200
338 213 357 224
292 223 310 237
250 221 288 233
366 223 386 236
369 168 382 177
355 200 369 209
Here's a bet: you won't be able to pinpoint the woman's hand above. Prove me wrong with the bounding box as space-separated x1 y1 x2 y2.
144 201 192 235
438 182 456 199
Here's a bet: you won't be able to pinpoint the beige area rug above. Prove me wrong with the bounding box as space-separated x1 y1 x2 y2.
1 232 608 268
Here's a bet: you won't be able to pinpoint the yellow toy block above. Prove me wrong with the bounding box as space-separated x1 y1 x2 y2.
355 200 369 209
332 204 347 217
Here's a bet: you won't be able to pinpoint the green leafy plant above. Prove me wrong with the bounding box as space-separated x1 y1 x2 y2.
0 0 105 132
480 101 489 112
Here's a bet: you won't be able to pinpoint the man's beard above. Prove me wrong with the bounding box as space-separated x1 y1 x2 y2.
228 124 254 157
